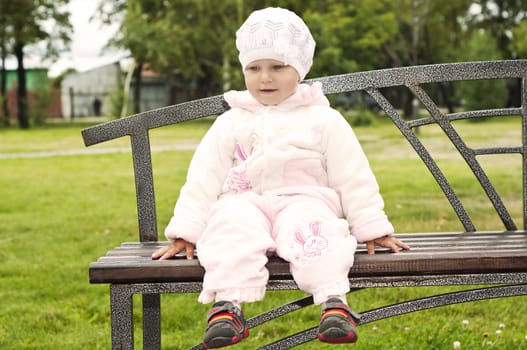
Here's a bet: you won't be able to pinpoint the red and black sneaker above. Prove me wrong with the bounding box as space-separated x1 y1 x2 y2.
202 301 249 349
317 298 360 344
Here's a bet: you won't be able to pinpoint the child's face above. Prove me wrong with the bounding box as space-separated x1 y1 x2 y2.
243 59 300 105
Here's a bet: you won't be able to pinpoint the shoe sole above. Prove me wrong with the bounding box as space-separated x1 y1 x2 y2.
203 329 249 349
317 327 358 343
203 336 238 349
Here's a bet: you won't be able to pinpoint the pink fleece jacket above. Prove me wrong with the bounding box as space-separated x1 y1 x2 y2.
165 82 394 244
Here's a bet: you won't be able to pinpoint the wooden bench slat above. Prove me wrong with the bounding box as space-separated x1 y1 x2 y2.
100 243 527 258
103 232 527 254
89 231 527 284
89 256 527 283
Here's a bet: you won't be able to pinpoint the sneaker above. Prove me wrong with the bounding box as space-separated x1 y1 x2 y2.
202 301 249 349
317 298 360 343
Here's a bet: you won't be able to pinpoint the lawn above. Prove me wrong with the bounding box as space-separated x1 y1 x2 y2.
0 116 525 349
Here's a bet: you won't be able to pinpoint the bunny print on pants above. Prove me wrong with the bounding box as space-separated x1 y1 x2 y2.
294 221 329 257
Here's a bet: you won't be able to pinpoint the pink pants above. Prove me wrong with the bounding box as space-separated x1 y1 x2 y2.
196 190 357 305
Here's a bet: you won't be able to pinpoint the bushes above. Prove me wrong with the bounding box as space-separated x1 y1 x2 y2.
339 106 379 127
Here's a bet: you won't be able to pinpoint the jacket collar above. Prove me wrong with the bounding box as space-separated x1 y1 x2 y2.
224 82 329 112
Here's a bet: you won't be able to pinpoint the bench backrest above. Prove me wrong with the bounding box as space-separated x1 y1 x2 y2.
82 60 527 242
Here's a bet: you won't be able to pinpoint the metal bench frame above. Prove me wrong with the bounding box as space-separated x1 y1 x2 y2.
82 60 527 349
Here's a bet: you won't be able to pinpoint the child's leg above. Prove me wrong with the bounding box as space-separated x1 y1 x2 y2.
197 193 276 304
273 195 357 305
273 195 359 344
198 193 275 348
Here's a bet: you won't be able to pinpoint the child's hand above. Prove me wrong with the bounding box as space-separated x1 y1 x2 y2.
366 235 410 255
151 238 195 260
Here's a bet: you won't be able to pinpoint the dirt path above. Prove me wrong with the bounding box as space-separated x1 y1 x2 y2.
0 144 198 159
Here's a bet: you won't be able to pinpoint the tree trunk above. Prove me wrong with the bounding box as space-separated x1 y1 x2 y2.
0 3 8 126
0 52 9 126
133 62 142 114
14 42 29 129
438 82 455 114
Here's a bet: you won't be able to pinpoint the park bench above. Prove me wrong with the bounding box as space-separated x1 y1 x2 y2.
82 60 527 349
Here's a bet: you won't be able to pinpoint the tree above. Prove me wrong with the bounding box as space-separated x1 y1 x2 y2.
98 1 403 104
3 0 72 128
472 0 527 58
0 0 15 125
457 30 507 110
469 0 527 107
99 0 244 112
373 0 474 115
301 0 398 76
511 19 527 57
97 0 526 117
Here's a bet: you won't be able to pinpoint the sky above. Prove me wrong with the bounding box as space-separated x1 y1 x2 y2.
5 0 129 78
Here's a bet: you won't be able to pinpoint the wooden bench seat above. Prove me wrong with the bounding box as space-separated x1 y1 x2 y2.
90 231 527 285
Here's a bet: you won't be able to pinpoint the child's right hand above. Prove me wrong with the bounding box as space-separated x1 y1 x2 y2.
151 238 195 260
366 235 410 255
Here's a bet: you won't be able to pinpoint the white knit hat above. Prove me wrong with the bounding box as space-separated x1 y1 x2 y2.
235 7 316 80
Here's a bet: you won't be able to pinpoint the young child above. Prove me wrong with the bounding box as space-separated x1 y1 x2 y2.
152 7 409 349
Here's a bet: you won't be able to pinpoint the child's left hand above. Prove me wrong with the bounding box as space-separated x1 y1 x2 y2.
366 235 410 255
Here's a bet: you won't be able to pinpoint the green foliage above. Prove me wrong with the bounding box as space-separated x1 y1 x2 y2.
458 78 508 112
471 0 527 57
102 0 243 95
305 0 398 75
511 18 527 57
460 29 504 61
331 91 380 126
107 87 124 119
0 0 72 62
29 89 51 126
94 0 527 112
347 110 375 127
456 30 507 111
420 0 475 63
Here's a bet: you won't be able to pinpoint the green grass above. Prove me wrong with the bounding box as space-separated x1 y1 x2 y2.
0 117 526 349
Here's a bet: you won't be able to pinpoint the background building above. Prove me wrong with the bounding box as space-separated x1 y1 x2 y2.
1 68 61 121
60 62 121 119
60 61 186 119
